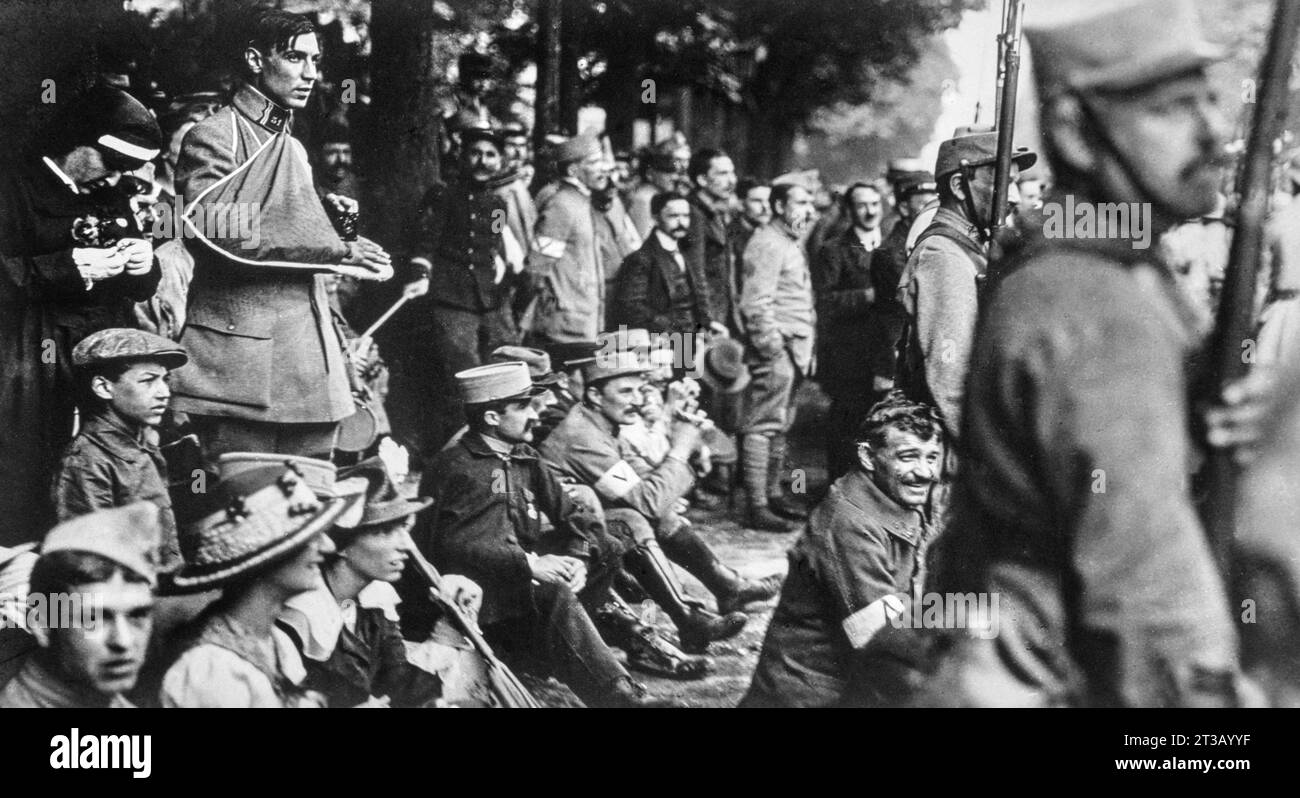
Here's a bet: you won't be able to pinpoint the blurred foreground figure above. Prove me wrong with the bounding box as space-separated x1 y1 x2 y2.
921 0 1254 707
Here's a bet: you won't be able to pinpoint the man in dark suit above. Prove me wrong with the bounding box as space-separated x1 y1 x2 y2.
610 192 710 336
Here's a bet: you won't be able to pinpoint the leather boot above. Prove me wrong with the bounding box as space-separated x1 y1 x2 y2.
623 539 747 654
698 462 734 497
767 432 809 521
660 527 785 616
591 593 711 681
742 433 801 532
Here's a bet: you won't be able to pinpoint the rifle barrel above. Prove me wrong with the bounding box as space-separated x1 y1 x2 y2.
990 0 1026 233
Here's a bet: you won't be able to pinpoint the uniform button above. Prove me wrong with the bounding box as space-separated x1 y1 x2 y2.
227 324 235 331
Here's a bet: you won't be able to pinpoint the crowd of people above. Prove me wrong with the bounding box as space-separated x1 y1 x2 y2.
2 0 1299 709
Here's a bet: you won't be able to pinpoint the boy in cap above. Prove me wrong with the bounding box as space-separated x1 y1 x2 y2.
52 328 188 564
895 125 1036 439
924 0 1265 707
418 362 685 704
0 84 164 546
0 503 162 708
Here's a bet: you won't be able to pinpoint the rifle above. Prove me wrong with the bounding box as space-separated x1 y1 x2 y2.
989 0 1026 237
1201 0 1300 572
404 543 543 708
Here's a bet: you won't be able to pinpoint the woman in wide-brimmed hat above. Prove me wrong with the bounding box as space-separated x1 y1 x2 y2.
277 458 482 707
158 455 365 708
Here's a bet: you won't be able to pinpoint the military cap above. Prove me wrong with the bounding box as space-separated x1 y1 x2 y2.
598 327 653 353
461 123 505 152
582 350 651 386
502 119 529 139
54 84 163 165
42 502 163 587
456 362 547 404
934 124 1037 180
542 340 602 369
72 327 188 371
1025 0 1224 97
886 158 928 182
554 133 603 166
491 345 562 385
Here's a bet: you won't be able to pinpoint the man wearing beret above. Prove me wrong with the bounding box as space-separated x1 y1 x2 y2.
392 124 523 457
0 503 161 708
525 133 612 344
923 0 1265 707
171 8 392 466
0 84 164 546
52 328 188 565
895 126 1035 437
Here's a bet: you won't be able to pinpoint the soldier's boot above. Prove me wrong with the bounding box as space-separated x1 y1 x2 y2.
660 527 785 616
741 433 801 532
591 592 711 681
601 675 684 708
623 540 747 654
690 463 734 512
613 567 650 604
767 432 809 521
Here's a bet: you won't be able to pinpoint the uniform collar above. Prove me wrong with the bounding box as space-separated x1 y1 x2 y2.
232 83 293 134
461 431 539 462
933 206 983 247
833 469 928 544
770 218 801 241
8 657 125 708
577 403 619 438
562 176 592 197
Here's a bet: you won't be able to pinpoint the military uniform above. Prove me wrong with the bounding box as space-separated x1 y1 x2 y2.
744 469 933 707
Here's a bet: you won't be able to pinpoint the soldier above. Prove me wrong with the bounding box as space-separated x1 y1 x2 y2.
737 182 818 531
0 503 161 708
895 126 1035 436
540 351 782 653
873 163 937 390
172 8 393 465
744 394 943 707
922 0 1264 707
52 328 188 564
417 362 689 702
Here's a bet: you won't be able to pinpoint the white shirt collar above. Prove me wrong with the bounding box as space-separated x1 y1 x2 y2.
42 157 80 194
854 225 882 250
654 228 682 253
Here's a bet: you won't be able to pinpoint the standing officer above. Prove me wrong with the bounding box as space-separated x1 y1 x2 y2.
923 0 1260 707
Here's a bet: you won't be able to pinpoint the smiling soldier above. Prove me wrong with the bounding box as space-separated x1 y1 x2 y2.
742 393 944 708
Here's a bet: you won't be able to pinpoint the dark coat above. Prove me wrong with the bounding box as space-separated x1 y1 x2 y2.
0 162 160 545
743 469 933 708
609 231 708 334
685 193 731 328
417 432 616 626
811 227 887 392
51 411 177 559
280 603 442 708
408 178 510 312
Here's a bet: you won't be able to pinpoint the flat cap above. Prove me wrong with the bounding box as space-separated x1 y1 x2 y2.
42 502 163 586
456 362 545 404
934 124 1037 180
1026 0 1224 96
554 133 602 166
72 327 188 370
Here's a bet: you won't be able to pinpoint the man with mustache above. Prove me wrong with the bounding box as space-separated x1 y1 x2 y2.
812 182 892 480
743 393 943 707
896 126 1034 439
1 503 161 708
395 124 523 456
737 182 818 532
417 362 680 705
0 84 163 546
922 0 1262 707
610 192 711 336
